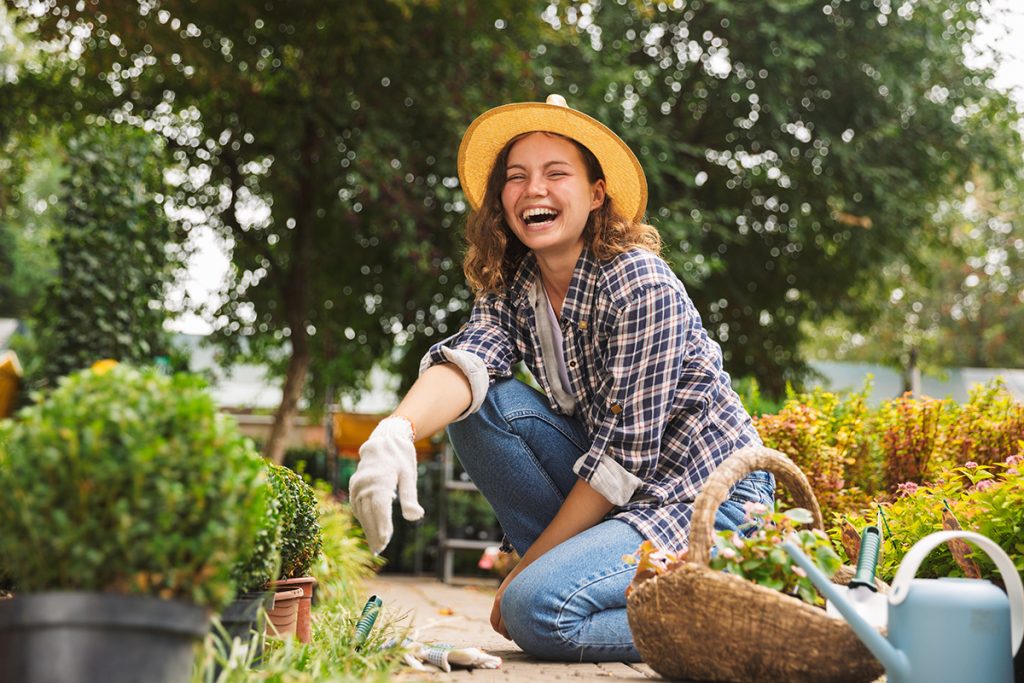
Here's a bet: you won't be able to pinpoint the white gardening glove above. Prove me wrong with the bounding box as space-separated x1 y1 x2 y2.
348 416 425 554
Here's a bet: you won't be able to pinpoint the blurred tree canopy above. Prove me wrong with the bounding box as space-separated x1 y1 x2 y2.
804 171 1024 373
6 0 552 462
536 0 1022 393
3 0 1021 455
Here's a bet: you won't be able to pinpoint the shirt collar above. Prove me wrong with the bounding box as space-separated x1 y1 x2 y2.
507 246 601 323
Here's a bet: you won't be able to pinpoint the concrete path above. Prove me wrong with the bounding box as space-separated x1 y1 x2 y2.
365 574 661 681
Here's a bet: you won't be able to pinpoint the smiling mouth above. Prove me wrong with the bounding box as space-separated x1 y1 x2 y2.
521 207 560 226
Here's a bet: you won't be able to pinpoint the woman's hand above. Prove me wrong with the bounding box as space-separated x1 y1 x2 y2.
490 570 518 639
348 416 424 554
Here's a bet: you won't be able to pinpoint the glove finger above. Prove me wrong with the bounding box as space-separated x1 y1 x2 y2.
397 466 425 522
353 491 394 554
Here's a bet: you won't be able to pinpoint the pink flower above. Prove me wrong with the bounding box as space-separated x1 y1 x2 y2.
1007 468 1019 476
791 565 808 578
721 548 738 560
1006 454 1023 466
973 479 996 493
965 461 978 469
897 481 919 497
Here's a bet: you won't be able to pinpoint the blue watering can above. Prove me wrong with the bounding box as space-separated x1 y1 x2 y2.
784 531 1023 683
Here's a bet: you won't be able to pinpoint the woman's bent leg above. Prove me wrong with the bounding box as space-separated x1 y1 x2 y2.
500 519 643 662
446 378 589 555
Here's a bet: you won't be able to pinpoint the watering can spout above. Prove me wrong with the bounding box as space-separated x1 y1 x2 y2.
782 541 911 681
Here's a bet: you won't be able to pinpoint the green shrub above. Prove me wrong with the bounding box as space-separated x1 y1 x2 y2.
229 466 282 594
732 376 785 417
269 464 323 580
0 364 268 610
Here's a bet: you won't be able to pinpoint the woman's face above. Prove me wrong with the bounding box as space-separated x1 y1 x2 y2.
500 132 606 259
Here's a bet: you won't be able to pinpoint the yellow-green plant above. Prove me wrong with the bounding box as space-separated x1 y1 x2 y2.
753 383 873 518
836 448 1024 584
937 380 1024 467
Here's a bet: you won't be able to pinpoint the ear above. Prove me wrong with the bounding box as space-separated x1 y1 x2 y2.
590 179 607 211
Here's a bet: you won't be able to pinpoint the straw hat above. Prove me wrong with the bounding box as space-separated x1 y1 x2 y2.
457 94 648 222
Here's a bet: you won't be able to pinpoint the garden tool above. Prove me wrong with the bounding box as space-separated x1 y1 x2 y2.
353 594 382 651
825 521 888 629
784 530 1024 683
383 637 503 672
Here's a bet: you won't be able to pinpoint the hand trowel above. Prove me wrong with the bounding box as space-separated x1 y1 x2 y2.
826 521 888 629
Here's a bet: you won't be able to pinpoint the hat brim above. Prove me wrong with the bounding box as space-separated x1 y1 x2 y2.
457 102 648 223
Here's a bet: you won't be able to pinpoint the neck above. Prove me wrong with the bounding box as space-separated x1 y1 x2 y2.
535 240 584 317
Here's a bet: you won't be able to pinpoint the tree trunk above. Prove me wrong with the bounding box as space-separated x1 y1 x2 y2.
263 117 317 466
264 331 311 465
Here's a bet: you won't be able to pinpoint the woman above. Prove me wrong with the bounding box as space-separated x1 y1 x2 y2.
349 95 774 662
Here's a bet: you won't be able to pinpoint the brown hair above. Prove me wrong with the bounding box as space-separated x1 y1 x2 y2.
463 132 662 293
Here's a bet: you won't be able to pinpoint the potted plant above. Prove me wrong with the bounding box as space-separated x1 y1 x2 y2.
216 464 283 656
265 463 323 642
0 364 268 683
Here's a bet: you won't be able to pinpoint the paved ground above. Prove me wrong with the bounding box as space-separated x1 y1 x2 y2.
365 574 661 681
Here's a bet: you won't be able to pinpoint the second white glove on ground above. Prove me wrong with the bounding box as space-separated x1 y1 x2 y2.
348 416 425 554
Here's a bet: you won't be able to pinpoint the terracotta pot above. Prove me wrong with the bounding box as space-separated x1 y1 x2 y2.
265 587 303 639
271 576 317 643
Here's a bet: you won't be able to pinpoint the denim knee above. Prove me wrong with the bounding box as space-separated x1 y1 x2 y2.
500 572 561 659
447 379 532 447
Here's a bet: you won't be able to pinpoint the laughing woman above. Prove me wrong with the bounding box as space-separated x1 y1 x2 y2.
348 95 775 662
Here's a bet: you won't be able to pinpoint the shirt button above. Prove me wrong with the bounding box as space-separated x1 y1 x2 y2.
569 360 577 368
610 403 623 415
578 321 588 330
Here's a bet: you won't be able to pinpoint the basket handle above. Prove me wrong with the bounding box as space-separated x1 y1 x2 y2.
687 445 824 566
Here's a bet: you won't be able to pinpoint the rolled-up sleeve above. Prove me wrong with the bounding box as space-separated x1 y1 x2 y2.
573 283 700 505
419 293 520 420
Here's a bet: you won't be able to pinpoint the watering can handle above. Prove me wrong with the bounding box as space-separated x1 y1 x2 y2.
889 530 1023 656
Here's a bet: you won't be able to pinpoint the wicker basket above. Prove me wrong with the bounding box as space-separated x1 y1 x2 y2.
626 446 884 683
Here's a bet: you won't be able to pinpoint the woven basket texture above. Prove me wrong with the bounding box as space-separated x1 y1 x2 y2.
626 446 885 683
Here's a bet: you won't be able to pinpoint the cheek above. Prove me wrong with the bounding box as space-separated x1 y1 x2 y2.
500 186 518 220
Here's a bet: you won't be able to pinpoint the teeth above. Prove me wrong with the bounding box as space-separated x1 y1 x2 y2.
522 208 559 223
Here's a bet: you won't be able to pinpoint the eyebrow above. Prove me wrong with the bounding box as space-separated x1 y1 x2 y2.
506 160 574 172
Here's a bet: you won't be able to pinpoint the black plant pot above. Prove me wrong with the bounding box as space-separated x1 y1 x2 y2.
210 590 274 672
0 591 208 683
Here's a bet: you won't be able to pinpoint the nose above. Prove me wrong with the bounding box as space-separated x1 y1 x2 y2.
526 173 548 197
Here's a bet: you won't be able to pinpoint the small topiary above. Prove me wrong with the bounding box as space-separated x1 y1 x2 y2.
268 464 323 580
0 364 268 611
230 466 283 594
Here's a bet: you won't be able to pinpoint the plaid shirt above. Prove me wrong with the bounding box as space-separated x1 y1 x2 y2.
422 247 761 553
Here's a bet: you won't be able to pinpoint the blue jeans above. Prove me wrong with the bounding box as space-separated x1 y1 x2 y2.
447 378 775 662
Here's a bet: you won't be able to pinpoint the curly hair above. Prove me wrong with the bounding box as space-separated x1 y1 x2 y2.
463 132 662 294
